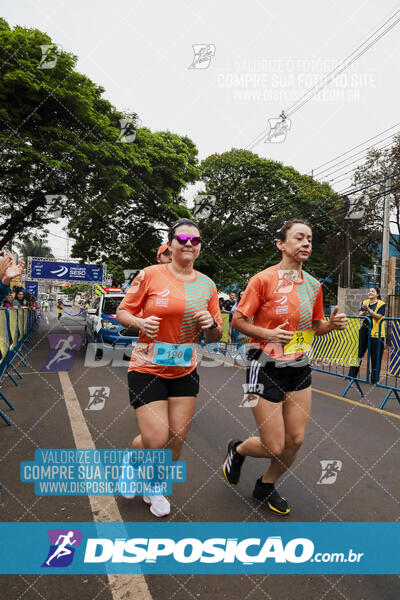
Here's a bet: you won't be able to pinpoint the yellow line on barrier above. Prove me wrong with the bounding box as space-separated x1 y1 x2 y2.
312 388 400 420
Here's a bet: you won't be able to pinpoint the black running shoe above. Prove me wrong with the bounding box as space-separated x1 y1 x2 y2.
253 478 290 515
222 439 245 485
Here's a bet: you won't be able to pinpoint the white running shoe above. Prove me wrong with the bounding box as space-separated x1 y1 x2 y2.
143 495 170 517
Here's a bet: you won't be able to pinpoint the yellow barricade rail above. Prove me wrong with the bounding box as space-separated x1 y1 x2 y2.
8 309 19 350
0 310 9 360
17 309 24 341
308 316 360 369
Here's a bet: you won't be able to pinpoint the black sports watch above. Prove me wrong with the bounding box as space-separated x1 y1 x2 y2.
208 316 218 329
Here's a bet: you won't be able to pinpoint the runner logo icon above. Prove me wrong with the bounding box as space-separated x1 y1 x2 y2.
42 334 82 372
317 460 343 485
86 386 110 411
42 529 82 567
188 44 216 69
239 383 263 407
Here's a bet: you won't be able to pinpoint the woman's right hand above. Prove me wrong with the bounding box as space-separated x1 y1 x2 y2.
265 321 294 344
140 316 162 339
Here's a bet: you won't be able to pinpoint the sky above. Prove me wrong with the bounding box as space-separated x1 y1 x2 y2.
2 0 400 258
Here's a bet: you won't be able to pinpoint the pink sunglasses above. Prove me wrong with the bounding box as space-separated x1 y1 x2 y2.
174 234 202 246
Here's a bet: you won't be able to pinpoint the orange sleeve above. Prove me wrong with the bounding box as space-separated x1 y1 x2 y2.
118 269 149 315
236 275 265 318
312 285 325 321
208 284 223 325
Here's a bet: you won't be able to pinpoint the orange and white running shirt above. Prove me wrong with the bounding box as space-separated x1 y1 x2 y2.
237 264 324 362
119 264 222 378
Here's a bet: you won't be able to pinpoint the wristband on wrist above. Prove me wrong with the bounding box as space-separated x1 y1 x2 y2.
208 316 218 330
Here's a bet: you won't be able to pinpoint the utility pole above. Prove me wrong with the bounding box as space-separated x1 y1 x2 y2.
346 219 352 288
381 179 390 294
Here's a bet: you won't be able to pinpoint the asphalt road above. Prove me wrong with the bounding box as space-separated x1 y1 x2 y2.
0 309 399 599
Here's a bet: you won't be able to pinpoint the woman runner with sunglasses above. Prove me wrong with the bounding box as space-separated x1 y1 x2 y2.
223 220 347 515
116 219 222 516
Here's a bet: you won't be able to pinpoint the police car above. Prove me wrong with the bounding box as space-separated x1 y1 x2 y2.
84 289 139 360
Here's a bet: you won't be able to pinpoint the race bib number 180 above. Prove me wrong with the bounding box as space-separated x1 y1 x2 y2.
284 331 315 355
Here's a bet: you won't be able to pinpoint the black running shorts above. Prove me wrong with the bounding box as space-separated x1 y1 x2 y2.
128 369 200 409
246 348 311 403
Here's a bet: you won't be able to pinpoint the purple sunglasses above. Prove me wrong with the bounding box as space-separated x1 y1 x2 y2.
174 234 202 246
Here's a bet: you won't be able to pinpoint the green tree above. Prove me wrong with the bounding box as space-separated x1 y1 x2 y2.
61 283 91 299
0 19 199 266
350 139 400 254
195 149 346 296
15 233 54 263
67 128 199 267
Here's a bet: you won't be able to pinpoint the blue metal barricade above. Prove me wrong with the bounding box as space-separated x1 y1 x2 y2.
199 316 371 399
308 316 371 398
375 318 400 409
0 308 38 426
0 309 13 424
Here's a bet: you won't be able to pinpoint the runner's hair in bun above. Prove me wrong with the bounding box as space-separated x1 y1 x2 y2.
276 219 311 242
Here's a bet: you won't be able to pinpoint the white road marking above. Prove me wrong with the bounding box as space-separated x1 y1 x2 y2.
58 371 152 600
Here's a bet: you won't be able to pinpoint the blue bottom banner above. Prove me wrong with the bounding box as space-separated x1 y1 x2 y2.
0 522 399 574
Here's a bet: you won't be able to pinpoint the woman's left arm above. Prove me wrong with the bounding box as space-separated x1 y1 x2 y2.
312 306 347 336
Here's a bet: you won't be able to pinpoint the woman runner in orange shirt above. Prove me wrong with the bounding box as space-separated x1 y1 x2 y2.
223 220 347 515
116 219 222 517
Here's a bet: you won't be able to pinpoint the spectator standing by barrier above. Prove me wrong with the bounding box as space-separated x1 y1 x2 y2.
2 294 14 308
25 293 37 310
12 290 25 307
348 286 385 384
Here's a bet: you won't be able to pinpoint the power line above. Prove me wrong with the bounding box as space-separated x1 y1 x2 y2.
336 171 399 196
308 122 400 177
311 122 400 174
246 9 400 151
318 141 395 186
323 142 396 186
285 8 400 118
45 230 72 241
331 151 398 189
313 132 400 180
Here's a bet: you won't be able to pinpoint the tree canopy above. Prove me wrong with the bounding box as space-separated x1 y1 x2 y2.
350 137 400 254
0 18 199 269
15 233 54 263
1 18 374 297
194 149 362 300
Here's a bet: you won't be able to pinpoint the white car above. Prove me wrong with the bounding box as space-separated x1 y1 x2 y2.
85 293 139 360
